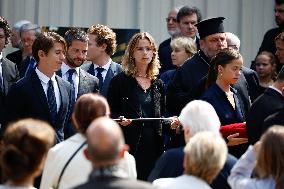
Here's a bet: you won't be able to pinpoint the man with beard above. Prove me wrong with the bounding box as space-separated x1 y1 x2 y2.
57 28 99 137
57 28 99 102
253 0 284 72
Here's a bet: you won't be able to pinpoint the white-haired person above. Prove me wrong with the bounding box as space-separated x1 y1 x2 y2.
149 100 236 189
154 132 227 189
160 36 197 91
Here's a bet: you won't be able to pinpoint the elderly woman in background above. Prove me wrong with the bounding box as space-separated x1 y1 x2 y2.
40 94 136 189
107 32 167 180
0 119 55 189
160 36 197 91
229 125 284 189
255 51 277 95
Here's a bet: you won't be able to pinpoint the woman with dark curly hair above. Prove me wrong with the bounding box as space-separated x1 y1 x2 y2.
107 32 168 180
0 118 55 189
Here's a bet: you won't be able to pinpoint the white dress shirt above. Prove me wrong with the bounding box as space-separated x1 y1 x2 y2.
35 68 61 112
93 58 111 82
60 63 80 99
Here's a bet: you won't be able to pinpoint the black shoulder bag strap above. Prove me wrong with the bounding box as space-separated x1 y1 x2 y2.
54 140 87 189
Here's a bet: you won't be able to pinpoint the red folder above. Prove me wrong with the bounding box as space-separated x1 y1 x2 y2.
220 122 248 138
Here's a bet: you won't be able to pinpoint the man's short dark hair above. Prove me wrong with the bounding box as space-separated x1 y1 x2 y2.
32 32 66 62
64 28 88 48
0 16 11 45
177 6 202 23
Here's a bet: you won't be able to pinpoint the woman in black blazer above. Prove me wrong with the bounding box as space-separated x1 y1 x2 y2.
107 32 168 180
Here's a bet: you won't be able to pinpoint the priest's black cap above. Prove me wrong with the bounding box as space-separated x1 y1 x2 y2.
195 17 225 39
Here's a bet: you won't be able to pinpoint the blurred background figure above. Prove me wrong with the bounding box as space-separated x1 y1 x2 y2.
177 6 201 47
18 23 41 78
226 32 261 103
160 36 196 92
40 93 137 189
6 20 31 65
0 16 19 129
255 0 284 73
160 36 197 149
158 7 180 74
154 132 227 189
107 32 166 180
246 67 284 144
0 118 54 188
73 117 154 189
255 51 277 94
229 125 284 189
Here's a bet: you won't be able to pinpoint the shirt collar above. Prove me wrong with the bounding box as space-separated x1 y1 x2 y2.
0 52 3 62
269 85 282 95
35 67 56 84
93 58 111 71
61 63 79 76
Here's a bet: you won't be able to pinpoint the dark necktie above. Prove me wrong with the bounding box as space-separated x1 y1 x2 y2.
67 69 76 103
96 67 104 91
47 80 57 124
25 57 36 77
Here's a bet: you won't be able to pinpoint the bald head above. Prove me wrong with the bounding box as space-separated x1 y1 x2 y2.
86 117 125 167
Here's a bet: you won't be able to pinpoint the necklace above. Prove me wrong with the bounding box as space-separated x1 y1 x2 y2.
136 73 147 78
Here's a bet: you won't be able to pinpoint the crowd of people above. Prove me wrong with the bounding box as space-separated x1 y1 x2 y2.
0 0 283 189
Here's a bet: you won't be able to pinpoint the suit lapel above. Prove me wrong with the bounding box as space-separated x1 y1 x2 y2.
101 62 115 95
56 76 69 116
2 59 10 94
77 68 87 98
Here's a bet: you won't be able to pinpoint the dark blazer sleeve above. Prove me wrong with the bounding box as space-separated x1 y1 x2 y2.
107 73 123 119
2 58 20 94
242 66 260 102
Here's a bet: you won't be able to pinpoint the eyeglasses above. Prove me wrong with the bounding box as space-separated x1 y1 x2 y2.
166 17 177 23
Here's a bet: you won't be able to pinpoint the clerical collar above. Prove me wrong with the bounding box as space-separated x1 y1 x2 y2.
89 165 128 179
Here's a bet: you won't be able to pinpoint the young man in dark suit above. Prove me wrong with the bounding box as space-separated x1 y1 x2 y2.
74 117 154 189
0 16 19 128
6 32 72 143
81 24 122 97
